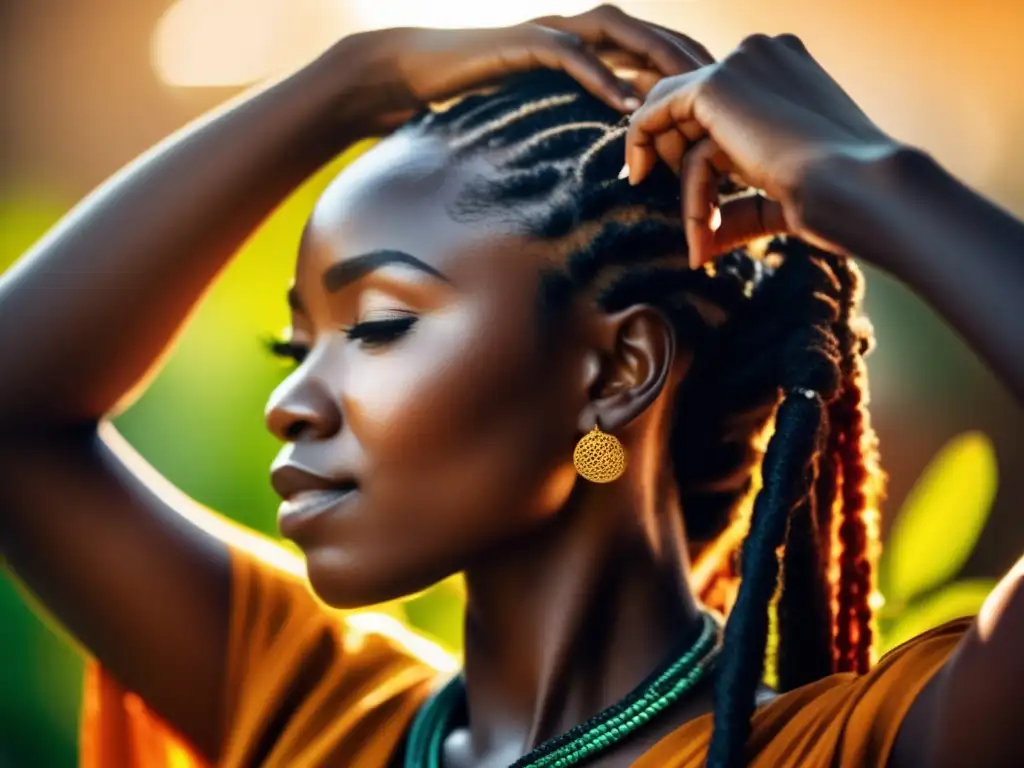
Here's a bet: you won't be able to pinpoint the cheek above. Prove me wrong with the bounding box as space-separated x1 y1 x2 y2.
343 298 542 463
340 297 577 558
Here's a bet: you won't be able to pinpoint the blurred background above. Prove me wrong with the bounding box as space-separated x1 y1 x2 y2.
1 0 1022 765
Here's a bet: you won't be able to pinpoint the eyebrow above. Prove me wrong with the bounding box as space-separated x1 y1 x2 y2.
325 250 451 292
287 249 451 313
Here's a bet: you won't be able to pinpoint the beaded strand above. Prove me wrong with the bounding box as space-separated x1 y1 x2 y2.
405 611 721 768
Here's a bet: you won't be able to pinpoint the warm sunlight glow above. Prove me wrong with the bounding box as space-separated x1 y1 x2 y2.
347 0 597 30
348 613 460 672
152 0 345 86
152 0 609 87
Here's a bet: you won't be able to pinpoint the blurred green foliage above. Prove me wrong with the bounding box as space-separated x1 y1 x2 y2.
0 161 999 766
877 432 998 653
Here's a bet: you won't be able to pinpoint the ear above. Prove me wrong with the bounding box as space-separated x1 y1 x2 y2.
576 305 686 434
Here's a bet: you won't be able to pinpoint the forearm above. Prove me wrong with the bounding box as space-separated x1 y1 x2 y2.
0 43 367 430
802 145 1024 404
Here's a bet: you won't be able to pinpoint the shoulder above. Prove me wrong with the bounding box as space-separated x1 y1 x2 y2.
637 618 972 768
747 618 973 767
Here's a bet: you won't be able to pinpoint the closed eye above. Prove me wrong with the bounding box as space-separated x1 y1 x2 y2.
264 336 308 366
342 316 417 346
263 316 415 366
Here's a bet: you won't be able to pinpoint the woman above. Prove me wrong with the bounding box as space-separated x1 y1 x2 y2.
0 5 1021 767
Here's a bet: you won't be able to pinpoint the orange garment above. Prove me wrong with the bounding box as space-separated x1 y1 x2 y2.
81 542 971 767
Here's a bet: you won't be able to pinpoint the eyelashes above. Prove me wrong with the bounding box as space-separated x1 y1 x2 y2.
265 338 309 365
265 316 418 366
344 316 417 344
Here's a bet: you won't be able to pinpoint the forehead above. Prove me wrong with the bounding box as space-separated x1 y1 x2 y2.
297 132 532 285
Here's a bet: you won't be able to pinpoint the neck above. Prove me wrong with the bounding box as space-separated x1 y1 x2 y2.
457 424 703 764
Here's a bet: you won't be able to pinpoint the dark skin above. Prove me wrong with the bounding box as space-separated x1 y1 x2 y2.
0 7 715 765
0 6 1021 768
283 138 712 768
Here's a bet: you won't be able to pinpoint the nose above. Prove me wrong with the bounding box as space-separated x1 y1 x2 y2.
264 375 343 442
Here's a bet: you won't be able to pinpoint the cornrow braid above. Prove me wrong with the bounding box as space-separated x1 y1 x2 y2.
396 68 881 768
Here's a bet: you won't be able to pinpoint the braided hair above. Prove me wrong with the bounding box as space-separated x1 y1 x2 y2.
396 69 884 768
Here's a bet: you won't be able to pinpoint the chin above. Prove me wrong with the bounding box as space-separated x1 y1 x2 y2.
303 545 447 609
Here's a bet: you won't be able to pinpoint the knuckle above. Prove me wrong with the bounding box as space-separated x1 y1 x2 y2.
651 72 685 95
646 78 674 103
648 70 695 102
532 25 579 51
594 3 626 17
528 13 566 28
774 33 807 52
738 32 772 51
554 28 585 48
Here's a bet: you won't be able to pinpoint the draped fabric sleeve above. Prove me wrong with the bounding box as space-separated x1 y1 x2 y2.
635 617 973 768
80 540 454 767
80 658 209 768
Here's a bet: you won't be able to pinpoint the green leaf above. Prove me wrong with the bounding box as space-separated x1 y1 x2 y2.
0 196 68 269
402 579 466 654
880 579 995 654
883 431 997 603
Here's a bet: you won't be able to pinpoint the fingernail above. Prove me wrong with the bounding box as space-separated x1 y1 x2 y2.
627 147 641 185
618 163 630 180
709 206 722 233
622 96 642 111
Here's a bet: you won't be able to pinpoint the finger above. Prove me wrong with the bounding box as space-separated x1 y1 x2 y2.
624 71 705 184
630 69 664 96
711 193 790 256
533 8 699 77
772 33 809 56
584 11 716 69
681 138 732 269
589 28 708 79
596 51 664 96
525 31 641 111
598 48 650 72
654 129 687 176
646 24 716 66
597 50 663 93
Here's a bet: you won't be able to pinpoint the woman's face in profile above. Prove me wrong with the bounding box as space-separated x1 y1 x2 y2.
265 132 590 608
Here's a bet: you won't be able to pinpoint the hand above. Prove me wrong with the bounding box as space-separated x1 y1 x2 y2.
623 33 903 268
333 4 714 134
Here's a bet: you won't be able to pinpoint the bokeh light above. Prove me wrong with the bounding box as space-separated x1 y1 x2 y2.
152 0 600 87
347 0 597 30
152 0 346 86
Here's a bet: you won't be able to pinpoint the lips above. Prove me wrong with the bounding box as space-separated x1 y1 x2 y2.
271 463 357 499
277 487 358 539
270 463 359 539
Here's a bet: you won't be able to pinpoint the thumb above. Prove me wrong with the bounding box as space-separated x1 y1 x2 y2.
710 193 790 256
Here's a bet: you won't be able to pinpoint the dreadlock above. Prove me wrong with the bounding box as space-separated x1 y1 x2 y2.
396 69 884 768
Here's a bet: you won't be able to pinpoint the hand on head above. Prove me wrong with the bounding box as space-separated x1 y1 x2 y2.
342 6 899 270
621 32 901 268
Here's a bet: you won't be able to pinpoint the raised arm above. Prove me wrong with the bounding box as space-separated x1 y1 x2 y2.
623 31 1024 767
0 39 372 763
0 10 713 761
799 143 1024 406
624 33 1024 405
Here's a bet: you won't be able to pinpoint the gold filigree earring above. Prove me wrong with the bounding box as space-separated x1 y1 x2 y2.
573 424 626 483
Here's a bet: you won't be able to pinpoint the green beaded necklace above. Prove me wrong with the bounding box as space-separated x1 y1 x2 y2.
404 611 720 768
